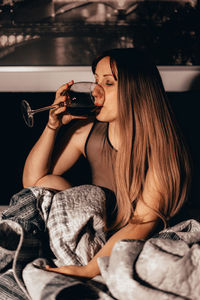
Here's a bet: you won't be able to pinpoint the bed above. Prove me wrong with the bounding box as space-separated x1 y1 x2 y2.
0 185 200 300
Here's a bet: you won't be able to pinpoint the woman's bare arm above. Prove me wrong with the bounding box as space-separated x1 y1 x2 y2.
22 81 94 189
22 120 93 188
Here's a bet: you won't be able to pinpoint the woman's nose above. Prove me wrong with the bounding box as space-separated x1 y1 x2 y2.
92 85 105 106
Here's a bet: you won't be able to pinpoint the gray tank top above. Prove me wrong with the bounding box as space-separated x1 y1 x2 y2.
85 121 117 194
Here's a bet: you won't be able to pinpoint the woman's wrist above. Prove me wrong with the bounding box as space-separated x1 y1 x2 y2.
46 123 60 131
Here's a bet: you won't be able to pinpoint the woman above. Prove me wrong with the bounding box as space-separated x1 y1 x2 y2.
23 48 191 278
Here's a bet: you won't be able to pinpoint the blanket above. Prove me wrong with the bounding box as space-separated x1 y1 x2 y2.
0 186 200 299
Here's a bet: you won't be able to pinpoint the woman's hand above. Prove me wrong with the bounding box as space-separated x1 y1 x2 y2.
47 80 74 130
45 264 97 279
48 80 86 130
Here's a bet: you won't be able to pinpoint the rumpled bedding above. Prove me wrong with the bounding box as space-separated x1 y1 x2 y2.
0 186 200 300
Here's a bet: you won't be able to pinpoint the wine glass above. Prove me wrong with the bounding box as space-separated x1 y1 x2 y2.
21 82 104 127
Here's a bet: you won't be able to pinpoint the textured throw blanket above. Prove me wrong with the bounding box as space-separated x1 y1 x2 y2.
0 186 200 299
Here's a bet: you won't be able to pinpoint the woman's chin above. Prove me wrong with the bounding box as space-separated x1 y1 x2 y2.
95 113 103 122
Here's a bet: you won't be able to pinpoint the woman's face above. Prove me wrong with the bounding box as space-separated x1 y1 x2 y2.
94 56 118 123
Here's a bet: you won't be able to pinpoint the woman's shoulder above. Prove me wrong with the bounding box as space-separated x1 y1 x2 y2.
65 119 95 154
72 119 94 136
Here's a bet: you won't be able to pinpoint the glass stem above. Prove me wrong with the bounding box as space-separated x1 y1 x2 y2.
30 103 60 115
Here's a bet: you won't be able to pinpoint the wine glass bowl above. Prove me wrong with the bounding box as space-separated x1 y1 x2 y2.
21 82 104 127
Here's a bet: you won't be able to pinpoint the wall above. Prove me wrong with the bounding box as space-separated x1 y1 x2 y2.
0 66 200 92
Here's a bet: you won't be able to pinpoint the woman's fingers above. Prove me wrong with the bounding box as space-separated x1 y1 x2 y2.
48 80 88 127
56 80 74 99
61 113 87 125
71 115 88 120
52 96 66 107
53 80 74 111
49 96 66 115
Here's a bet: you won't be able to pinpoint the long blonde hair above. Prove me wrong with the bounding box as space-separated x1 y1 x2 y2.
92 48 191 230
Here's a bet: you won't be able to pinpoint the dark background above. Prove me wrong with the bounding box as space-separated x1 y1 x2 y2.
1 91 200 223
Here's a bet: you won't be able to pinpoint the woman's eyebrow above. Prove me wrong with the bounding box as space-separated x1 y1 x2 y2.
95 73 113 77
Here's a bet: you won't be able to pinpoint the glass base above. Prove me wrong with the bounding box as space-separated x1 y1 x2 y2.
21 100 34 127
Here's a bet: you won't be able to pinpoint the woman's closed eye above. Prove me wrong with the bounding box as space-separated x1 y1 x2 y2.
96 80 114 86
105 81 114 86
95 80 114 87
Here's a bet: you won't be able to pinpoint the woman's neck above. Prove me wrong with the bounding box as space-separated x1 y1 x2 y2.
108 121 120 151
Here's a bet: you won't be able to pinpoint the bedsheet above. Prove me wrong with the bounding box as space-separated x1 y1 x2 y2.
0 186 200 299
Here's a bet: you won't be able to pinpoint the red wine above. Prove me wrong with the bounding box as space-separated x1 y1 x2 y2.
64 89 102 116
66 106 102 116
67 90 94 105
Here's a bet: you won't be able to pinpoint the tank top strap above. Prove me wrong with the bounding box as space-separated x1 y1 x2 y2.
84 121 97 157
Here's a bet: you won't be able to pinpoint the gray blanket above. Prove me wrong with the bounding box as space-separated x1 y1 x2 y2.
0 186 200 299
